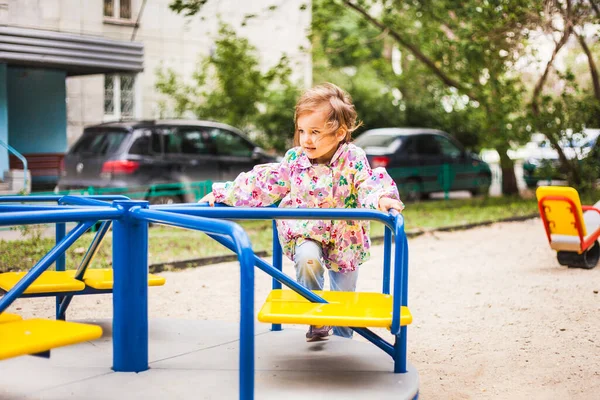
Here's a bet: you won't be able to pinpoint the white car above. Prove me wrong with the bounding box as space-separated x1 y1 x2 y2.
480 129 600 164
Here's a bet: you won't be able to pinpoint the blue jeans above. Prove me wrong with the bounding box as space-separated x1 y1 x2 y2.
294 240 358 338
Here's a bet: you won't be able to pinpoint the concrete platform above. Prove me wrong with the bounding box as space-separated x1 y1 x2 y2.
0 319 419 399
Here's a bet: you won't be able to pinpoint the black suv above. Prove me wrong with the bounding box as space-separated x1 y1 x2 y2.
57 120 277 202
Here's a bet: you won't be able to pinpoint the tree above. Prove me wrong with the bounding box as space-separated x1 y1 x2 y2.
337 0 540 194
169 0 600 193
155 23 300 152
527 0 600 188
311 0 487 148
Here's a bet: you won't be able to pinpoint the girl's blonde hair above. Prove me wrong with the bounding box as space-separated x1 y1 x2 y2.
293 82 362 146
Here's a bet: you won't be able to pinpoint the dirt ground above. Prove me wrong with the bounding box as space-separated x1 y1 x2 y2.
7 218 600 399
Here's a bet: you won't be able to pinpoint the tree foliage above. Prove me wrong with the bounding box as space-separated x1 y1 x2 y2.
526 0 600 189
155 23 299 152
168 0 600 192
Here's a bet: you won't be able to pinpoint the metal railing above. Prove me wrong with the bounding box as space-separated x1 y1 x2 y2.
0 139 28 192
0 198 411 400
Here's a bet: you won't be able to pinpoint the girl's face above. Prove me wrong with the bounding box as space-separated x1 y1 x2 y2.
297 108 346 164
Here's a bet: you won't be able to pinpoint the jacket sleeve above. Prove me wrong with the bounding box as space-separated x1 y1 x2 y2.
354 149 403 210
212 151 293 207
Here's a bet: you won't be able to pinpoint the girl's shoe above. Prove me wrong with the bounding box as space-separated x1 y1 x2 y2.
305 325 332 342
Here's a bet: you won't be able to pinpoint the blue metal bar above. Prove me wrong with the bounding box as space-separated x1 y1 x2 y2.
0 138 28 191
0 221 95 314
59 195 114 206
205 232 396 357
382 226 392 295
130 208 256 399
0 205 90 212
391 212 406 335
0 195 130 203
394 333 406 373
401 234 409 311
238 242 255 400
150 206 398 232
0 208 122 226
112 201 149 373
354 326 395 356
396 234 410 373
152 206 407 361
207 232 324 303
271 220 282 331
57 220 112 320
55 222 66 320
73 221 112 280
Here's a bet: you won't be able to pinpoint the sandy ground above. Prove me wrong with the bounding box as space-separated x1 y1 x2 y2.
6 218 600 399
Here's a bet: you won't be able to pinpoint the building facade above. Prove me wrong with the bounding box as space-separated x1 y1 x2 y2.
0 0 311 190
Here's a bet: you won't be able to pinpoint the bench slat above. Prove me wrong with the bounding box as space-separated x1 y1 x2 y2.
0 271 85 294
258 289 412 328
0 319 102 360
0 312 23 324
0 269 166 295
67 269 166 290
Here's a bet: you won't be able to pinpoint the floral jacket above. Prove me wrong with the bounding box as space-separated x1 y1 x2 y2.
212 143 402 272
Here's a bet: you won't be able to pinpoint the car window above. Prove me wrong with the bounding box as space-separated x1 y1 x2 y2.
414 135 440 156
177 128 216 155
71 129 128 156
128 129 163 155
434 136 462 158
164 128 181 154
210 129 253 157
354 134 400 149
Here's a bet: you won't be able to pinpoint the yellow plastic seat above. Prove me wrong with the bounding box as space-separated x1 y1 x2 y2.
536 186 600 252
258 289 412 328
0 319 102 360
0 269 165 295
0 271 86 294
0 312 23 324
67 269 166 290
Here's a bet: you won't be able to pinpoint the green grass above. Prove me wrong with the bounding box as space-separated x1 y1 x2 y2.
0 193 578 273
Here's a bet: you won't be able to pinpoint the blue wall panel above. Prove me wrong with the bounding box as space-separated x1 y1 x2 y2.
0 64 8 176
7 67 67 154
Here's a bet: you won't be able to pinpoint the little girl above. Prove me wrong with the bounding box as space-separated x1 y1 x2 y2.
199 82 404 342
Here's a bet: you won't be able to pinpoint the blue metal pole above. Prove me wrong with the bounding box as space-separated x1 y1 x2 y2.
206 232 396 358
239 246 255 400
57 220 112 320
55 221 66 320
391 213 406 335
394 332 407 373
0 221 94 314
112 200 149 373
391 214 408 373
130 207 256 399
382 227 392 295
271 220 282 332
397 234 410 373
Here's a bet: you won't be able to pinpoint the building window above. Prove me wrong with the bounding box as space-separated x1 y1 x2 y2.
104 74 136 120
104 0 131 19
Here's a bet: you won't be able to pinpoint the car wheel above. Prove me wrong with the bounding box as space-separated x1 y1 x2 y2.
469 173 491 197
148 195 182 206
400 178 424 203
146 194 183 227
525 178 539 189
